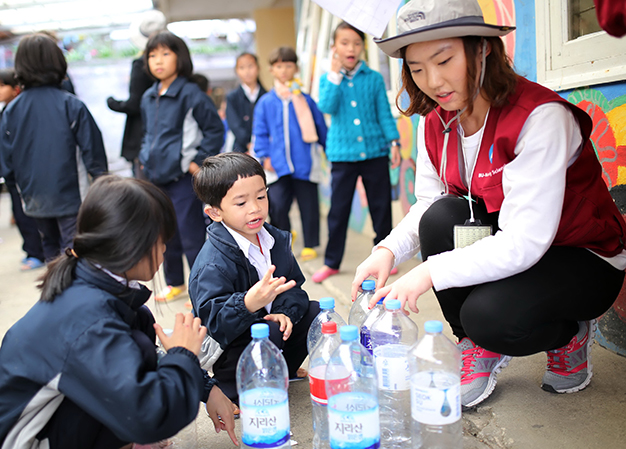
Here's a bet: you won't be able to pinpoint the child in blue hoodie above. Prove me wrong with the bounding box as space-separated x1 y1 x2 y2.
252 46 327 262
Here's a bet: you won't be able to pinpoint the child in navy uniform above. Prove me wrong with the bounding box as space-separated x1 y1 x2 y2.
0 176 237 449
226 53 267 153
139 30 224 302
0 68 45 270
190 152 319 403
0 34 107 263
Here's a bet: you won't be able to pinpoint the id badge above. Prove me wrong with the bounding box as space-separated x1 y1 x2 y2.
453 219 492 249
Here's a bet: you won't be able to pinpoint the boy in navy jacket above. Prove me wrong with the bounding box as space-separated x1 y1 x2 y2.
190 152 319 403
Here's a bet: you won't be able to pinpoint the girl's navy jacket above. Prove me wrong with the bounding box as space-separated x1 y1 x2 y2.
0 261 211 446
0 86 108 218
225 84 267 153
139 76 224 185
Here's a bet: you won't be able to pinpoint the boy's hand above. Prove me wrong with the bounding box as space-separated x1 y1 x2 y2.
189 161 200 176
264 313 293 340
154 313 207 356
245 265 296 313
263 158 274 172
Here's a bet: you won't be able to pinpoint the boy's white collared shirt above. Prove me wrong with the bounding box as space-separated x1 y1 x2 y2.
223 223 276 313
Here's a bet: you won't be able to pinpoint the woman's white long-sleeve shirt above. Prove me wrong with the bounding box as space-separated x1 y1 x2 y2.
378 102 626 291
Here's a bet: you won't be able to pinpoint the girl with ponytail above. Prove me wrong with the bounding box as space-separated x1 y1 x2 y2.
0 175 238 449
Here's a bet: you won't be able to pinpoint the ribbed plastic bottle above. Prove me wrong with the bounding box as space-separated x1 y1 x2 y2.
325 325 380 449
236 323 290 449
370 299 419 448
409 320 462 449
348 279 376 327
308 321 342 449
359 298 385 354
307 297 347 354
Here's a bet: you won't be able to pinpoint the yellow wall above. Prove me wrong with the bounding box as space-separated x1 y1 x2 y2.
253 7 296 90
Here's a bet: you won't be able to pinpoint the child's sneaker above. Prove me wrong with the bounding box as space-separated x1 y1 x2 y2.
300 247 317 261
542 320 595 394
459 337 511 408
312 266 339 283
20 257 45 271
155 285 187 303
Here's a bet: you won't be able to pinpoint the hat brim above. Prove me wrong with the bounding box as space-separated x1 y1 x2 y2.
375 23 515 58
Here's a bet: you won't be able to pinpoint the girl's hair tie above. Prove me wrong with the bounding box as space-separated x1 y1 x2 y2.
65 248 79 258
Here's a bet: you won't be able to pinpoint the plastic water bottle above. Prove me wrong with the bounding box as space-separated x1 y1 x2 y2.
236 323 290 449
370 299 419 448
359 298 385 354
308 321 342 449
348 279 376 327
326 325 380 449
307 297 346 354
409 320 462 449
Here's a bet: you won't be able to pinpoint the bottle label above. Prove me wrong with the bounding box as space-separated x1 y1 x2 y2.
309 365 328 404
360 328 373 355
410 372 461 425
328 392 380 449
309 365 351 405
240 388 290 448
373 350 410 391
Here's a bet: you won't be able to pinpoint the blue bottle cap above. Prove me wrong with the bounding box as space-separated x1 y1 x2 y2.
424 320 443 334
377 297 385 305
340 325 359 341
251 323 270 339
319 297 335 309
385 299 401 310
361 279 376 291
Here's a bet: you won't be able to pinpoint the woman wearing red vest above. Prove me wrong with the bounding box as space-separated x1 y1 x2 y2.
352 0 626 408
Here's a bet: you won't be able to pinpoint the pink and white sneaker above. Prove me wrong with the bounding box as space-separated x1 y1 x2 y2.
542 320 596 394
458 338 512 408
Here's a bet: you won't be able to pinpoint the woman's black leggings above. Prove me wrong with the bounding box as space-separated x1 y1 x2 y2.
419 196 624 356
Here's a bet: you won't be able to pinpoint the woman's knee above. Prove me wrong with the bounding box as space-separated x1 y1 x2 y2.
460 294 520 354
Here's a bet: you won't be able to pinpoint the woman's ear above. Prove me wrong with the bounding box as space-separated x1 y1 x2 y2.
204 205 222 222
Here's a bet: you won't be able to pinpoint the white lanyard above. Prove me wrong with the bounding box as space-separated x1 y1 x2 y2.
463 108 490 223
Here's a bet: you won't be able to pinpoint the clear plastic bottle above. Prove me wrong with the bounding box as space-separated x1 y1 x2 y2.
348 279 376 327
236 323 291 449
307 297 347 354
325 325 380 449
308 321 342 449
409 320 462 449
370 299 419 448
359 297 385 354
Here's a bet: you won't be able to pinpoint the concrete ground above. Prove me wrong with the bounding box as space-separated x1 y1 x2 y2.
1 194 625 449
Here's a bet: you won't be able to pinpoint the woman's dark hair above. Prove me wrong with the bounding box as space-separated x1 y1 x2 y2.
194 153 266 207
397 36 518 118
144 30 193 79
15 34 67 89
333 21 365 44
38 176 177 302
269 46 298 65
0 69 18 87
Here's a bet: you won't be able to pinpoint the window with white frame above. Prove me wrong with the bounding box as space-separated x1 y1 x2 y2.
536 0 626 91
